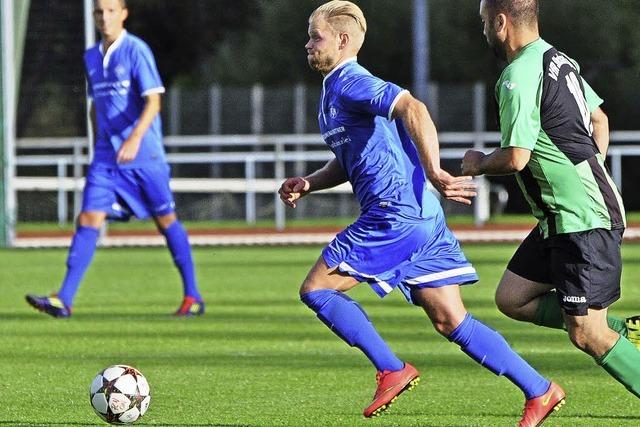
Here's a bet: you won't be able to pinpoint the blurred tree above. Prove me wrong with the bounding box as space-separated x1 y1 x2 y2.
537 0 640 129
124 0 257 86
192 0 412 86
191 0 640 130
18 0 640 136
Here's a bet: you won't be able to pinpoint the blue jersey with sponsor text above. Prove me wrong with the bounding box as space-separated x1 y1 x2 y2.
84 31 166 168
318 59 441 221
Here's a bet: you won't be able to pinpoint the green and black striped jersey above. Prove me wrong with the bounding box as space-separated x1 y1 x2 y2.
496 38 625 238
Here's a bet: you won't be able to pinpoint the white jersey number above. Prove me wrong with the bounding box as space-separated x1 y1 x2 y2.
565 71 593 136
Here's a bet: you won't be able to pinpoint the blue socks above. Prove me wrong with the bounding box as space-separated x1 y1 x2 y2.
301 290 550 399
57 226 100 307
163 221 201 300
301 289 404 372
57 221 201 307
449 313 550 399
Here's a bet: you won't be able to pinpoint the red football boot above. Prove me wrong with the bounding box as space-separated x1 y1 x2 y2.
519 382 566 427
363 363 420 418
174 296 205 317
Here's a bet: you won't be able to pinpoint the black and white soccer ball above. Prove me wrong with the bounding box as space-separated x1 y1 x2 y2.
89 365 151 424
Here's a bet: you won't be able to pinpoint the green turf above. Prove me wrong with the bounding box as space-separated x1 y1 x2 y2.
1 244 639 426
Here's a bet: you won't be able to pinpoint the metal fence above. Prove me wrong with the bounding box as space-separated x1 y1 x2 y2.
13 131 640 231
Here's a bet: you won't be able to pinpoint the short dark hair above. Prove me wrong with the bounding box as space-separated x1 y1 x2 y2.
94 0 127 8
484 0 538 27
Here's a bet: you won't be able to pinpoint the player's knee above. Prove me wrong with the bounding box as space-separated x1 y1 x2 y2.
430 315 462 337
494 290 508 313
567 327 591 353
432 321 454 337
299 279 325 297
494 290 515 318
154 213 177 232
568 322 617 357
77 212 105 228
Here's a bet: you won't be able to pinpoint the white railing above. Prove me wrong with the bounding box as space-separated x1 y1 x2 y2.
14 131 640 230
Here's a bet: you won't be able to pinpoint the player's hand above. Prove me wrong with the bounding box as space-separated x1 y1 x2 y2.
278 177 310 208
117 137 142 164
461 150 486 176
429 169 477 205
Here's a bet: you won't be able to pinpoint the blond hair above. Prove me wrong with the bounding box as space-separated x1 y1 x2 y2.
310 1 367 49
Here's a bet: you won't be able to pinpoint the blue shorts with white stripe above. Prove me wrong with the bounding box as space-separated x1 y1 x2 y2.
322 212 478 304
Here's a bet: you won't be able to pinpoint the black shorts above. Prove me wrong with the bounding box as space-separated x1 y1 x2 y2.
507 226 623 316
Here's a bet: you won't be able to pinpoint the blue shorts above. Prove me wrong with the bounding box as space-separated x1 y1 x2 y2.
81 163 176 220
322 212 478 304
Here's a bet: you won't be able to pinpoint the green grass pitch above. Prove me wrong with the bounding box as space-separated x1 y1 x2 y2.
1 243 639 426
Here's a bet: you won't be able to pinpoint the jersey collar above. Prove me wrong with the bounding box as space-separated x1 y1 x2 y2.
323 57 357 85
99 29 127 70
320 57 357 125
513 37 543 62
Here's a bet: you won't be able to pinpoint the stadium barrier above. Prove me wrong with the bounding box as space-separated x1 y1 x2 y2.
15 133 498 229
12 131 640 246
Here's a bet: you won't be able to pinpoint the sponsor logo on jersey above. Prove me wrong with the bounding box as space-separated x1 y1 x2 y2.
502 80 517 90
329 136 352 148
115 64 127 77
322 126 345 140
563 295 587 303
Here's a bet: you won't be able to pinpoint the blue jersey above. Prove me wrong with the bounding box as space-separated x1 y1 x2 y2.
318 59 440 221
84 31 166 169
319 59 478 300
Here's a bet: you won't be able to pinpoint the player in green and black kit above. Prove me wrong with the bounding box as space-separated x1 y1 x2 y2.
463 0 640 409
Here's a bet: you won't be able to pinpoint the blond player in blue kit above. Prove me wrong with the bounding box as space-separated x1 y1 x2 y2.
25 0 204 318
278 2 564 425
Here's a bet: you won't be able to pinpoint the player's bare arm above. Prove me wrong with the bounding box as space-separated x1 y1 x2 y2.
117 93 161 164
461 147 531 176
591 107 610 156
279 158 347 208
391 92 476 205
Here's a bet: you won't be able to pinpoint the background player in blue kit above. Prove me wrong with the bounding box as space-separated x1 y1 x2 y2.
278 2 564 425
25 0 205 318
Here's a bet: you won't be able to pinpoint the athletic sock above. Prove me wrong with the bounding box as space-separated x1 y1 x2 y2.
533 291 565 329
57 226 100 307
163 221 201 301
301 289 404 372
534 291 628 337
596 336 640 398
608 316 629 338
448 313 550 399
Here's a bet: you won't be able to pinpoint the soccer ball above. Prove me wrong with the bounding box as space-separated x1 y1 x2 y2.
89 364 151 424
